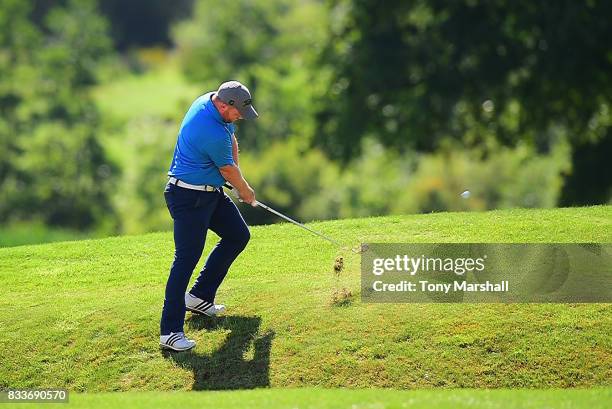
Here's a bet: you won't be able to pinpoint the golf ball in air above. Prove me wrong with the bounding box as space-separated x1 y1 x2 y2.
461 190 471 199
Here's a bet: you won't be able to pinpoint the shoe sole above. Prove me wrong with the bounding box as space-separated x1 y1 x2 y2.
160 342 195 352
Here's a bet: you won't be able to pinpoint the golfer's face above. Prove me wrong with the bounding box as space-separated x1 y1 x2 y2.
226 105 242 122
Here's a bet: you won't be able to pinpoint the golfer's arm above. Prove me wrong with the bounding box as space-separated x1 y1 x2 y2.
219 164 250 192
220 134 246 190
231 133 239 166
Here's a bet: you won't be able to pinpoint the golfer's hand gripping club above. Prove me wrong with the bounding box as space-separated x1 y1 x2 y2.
225 182 257 206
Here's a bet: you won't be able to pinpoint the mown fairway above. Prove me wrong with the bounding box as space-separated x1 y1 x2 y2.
2 388 610 409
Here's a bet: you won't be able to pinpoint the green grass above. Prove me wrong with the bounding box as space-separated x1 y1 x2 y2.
0 222 93 248
0 207 610 405
2 388 610 409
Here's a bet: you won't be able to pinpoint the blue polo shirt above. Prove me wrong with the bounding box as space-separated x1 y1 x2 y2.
168 92 235 186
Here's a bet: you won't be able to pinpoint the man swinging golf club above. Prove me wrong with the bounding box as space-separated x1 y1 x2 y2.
160 80 258 351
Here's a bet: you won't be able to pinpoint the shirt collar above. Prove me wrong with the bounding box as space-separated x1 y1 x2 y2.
206 93 226 125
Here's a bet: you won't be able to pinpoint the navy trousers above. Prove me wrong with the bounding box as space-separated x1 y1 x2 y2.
160 182 250 335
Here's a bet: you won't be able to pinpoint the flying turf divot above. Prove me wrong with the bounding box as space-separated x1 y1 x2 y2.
330 243 369 305
331 255 352 306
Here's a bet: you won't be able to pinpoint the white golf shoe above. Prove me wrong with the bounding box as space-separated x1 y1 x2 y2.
160 332 196 351
185 292 226 316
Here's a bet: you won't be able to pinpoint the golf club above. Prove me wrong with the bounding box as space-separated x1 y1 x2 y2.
223 183 360 252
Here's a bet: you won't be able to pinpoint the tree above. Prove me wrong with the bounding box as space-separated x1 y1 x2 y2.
173 0 330 151
317 0 612 204
98 0 194 50
0 0 116 229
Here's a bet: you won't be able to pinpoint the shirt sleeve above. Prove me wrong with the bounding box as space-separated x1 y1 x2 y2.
206 130 235 168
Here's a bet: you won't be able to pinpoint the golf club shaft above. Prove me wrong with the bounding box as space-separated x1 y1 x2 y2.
254 200 343 247
223 184 342 247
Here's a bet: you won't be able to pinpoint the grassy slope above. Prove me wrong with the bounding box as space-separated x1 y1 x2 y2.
0 206 610 393
0 222 92 248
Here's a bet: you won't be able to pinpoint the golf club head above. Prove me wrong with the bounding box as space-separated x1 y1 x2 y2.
351 243 369 254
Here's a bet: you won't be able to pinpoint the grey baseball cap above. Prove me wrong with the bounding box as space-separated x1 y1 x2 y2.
216 80 258 120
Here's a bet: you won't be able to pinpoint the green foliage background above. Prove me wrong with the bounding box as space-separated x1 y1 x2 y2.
0 0 610 241
0 0 115 232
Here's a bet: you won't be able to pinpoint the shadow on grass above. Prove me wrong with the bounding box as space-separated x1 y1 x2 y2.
162 315 274 390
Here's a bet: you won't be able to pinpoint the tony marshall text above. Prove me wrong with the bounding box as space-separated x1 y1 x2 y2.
372 280 509 293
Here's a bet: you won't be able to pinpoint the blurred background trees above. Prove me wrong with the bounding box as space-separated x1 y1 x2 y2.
173 0 330 150
317 0 612 204
0 0 115 233
0 0 610 245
